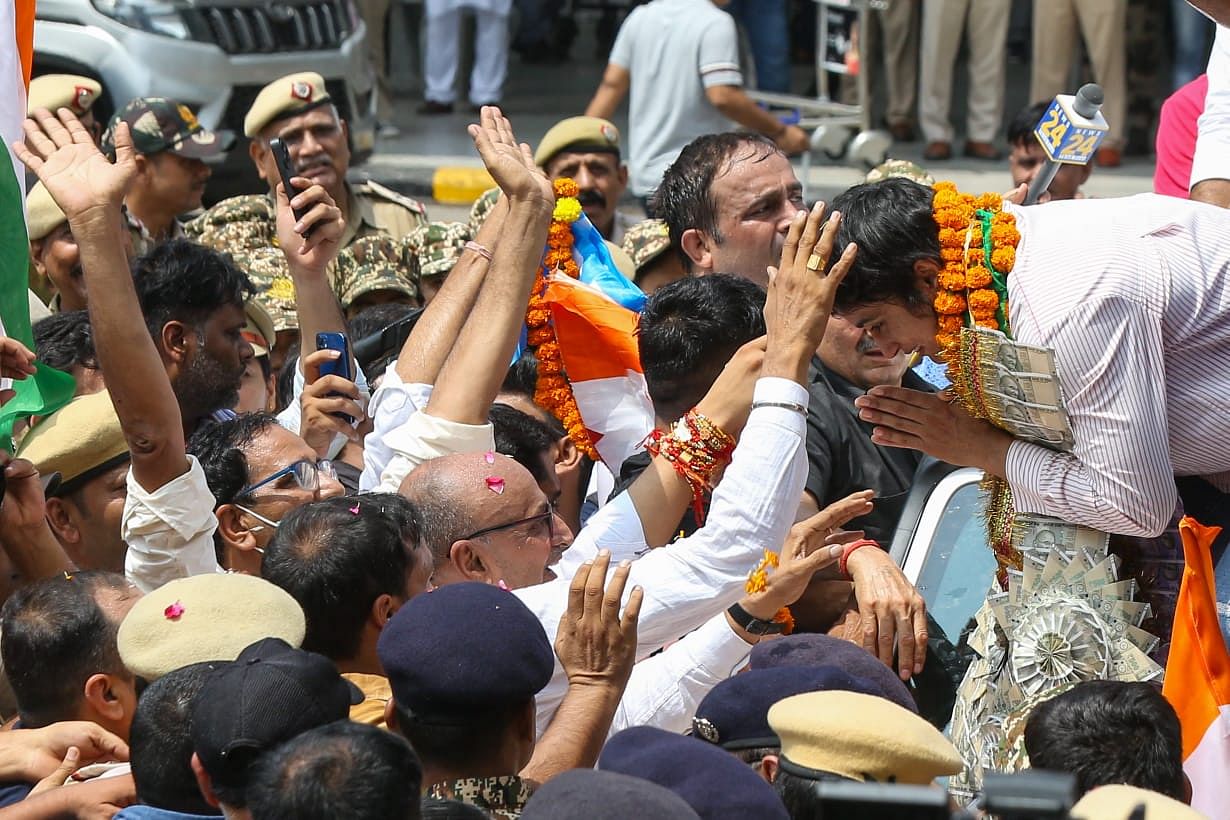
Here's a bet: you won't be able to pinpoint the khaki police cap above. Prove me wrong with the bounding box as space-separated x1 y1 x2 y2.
16 390 129 490
243 299 277 358
244 72 332 138
621 218 670 273
1071 785 1206 819
534 116 621 168
768 691 963 785
26 182 67 242
118 573 307 681
28 74 101 116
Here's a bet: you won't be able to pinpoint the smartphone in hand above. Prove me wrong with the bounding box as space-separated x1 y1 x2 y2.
269 137 314 237
316 332 355 423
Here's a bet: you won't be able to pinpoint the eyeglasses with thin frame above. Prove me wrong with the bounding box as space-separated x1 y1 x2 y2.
236 459 335 500
461 504 556 543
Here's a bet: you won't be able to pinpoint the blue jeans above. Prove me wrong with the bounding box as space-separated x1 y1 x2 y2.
726 0 791 93
1172 0 1213 90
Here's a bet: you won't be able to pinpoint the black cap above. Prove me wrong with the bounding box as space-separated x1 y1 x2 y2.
749 633 918 713
522 769 701 820
599 727 790 820
377 582 554 720
691 665 880 750
190 637 362 789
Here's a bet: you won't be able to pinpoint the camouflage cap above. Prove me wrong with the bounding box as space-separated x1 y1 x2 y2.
864 158 935 186
102 97 234 160
28 74 101 117
468 187 500 236
411 221 471 279
620 218 670 273
244 72 332 138
230 246 298 332
338 234 418 307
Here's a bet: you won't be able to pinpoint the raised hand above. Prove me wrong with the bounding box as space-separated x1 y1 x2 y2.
275 178 344 275
555 550 643 690
467 106 554 204
299 347 365 457
14 109 135 229
764 202 859 355
0 338 36 404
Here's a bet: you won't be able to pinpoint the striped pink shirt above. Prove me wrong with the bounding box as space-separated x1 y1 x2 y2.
1003 195 1230 537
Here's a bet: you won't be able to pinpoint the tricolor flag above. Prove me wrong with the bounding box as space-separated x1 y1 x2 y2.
0 1 75 443
1162 516 1230 816
542 215 653 469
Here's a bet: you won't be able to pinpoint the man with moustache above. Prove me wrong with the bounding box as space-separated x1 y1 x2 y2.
533 116 635 243
187 72 427 349
100 98 233 257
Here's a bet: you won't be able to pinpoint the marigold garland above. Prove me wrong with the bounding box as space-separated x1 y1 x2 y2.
929 182 1020 354
525 178 599 460
744 551 795 635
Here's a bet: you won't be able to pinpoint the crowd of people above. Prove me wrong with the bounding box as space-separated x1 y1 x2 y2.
2 1 1230 818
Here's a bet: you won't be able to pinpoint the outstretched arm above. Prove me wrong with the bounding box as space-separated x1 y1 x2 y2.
15 110 185 492
424 108 554 425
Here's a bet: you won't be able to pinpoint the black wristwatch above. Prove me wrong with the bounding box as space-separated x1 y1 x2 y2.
727 601 786 636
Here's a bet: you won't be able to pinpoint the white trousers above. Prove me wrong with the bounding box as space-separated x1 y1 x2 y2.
919 0 1010 144
423 6 510 105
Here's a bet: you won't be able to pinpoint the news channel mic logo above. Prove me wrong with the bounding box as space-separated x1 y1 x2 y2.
1032 97 1108 165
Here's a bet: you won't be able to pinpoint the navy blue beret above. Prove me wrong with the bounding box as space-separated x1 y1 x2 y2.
749 634 918 713
376 582 554 717
522 769 701 820
599 726 789 820
692 665 880 750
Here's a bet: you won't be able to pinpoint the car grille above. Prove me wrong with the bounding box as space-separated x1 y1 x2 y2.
183 1 353 54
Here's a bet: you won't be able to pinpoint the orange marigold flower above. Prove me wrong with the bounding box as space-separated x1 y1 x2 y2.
967 289 999 313
933 181 958 192
938 269 966 291
933 291 967 315
940 247 963 263
975 193 1002 211
990 246 1016 271
978 317 1000 331
526 307 551 327
937 331 961 350
553 178 579 198
938 314 964 333
774 607 795 636
965 265 992 289
527 328 554 346
937 227 960 247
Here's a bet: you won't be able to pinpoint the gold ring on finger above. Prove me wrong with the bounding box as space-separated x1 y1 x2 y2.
806 253 824 272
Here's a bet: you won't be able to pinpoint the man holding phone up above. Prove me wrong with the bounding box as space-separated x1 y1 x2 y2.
187 72 429 353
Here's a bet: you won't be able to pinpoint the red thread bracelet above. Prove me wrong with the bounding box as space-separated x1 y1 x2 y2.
838 539 880 578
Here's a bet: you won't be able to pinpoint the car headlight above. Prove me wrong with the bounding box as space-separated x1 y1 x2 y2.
90 0 189 39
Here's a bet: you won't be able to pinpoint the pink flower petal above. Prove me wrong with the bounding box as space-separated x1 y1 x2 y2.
497 579 510 591
164 601 185 620
484 451 496 464
349 503 361 515
486 476 505 495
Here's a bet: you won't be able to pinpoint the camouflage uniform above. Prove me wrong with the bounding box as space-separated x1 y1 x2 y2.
125 209 186 259
620 217 670 275
864 158 936 186
468 186 501 236
411 221 471 280
186 181 427 331
426 776 532 820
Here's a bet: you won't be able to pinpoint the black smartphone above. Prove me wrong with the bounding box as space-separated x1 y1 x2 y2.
268 137 314 236
316 332 355 423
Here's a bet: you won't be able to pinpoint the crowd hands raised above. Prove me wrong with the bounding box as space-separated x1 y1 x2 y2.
0 83 1189 820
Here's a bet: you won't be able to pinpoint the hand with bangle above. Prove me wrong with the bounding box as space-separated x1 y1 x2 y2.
842 537 929 681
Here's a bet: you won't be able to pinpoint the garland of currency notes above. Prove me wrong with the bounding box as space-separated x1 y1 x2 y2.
928 184 1164 799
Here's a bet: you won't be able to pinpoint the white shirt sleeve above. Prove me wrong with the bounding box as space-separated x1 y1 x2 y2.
1005 296 1177 537
359 365 436 490
698 14 743 88
610 614 753 735
1192 24 1230 188
122 457 224 594
526 376 810 732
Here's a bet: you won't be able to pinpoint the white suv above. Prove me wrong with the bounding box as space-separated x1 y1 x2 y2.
34 0 377 200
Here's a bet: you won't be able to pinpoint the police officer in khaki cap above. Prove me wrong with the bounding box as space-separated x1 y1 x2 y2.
535 116 631 243
28 74 103 144
1071 784 1206 819
16 390 131 573
767 690 962 816
236 300 278 413
187 72 428 345
620 218 686 295
27 182 134 312
117 573 307 682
